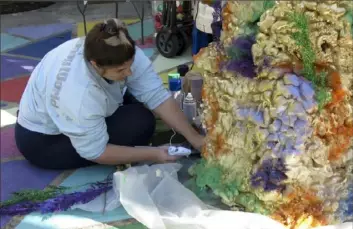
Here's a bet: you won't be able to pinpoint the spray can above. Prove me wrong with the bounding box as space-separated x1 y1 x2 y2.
168 73 184 110
185 72 203 103
183 93 197 123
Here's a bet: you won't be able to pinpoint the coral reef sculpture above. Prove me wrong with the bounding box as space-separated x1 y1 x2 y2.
191 1 353 228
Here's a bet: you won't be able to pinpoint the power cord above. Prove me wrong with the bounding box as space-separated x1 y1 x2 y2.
169 128 177 146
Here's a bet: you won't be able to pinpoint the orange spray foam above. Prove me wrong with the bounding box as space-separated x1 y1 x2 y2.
321 71 353 161
201 86 227 158
271 188 327 229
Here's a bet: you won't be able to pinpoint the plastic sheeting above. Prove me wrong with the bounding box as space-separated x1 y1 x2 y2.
73 163 353 229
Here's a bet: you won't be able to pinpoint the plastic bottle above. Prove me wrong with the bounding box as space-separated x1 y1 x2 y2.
168 73 184 110
183 93 197 123
168 73 181 91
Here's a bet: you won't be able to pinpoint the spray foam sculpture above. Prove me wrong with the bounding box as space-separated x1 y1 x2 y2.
191 1 353 228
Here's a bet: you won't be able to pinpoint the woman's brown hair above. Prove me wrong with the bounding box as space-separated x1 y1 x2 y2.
84 18 136 67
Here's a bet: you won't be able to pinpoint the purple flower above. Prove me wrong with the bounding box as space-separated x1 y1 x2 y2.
264 183 278 191
224 59 257 78
251 158 288 192
0 202 40 216
0 180 113 216
232 36 255 57
40 183 112 214
251 171 268 187
275 158 287 172
268 170 287 184
267 142 275 148
222 35 257 78
261 159 273 171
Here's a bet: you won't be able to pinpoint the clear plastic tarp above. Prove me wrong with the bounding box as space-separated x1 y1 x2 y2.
73 163 352 229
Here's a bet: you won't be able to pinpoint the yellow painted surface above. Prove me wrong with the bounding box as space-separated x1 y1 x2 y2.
76 18 141 37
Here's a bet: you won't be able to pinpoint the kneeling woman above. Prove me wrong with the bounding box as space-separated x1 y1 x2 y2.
15 18 204 170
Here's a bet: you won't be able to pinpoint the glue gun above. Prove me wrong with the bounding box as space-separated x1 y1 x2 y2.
168 146 192 157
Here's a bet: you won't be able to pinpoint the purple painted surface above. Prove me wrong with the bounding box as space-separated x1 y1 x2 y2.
0 215 12 228
0 127 22 159
6 23 73 40
0 160 61 227
0 160 61 202
1 55 38 80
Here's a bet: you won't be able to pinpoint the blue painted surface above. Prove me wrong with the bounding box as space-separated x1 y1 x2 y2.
0 33 30 52
128 19 154 41
142 48 155 58
60 165 115 187
6 23 73 40
16 165 132 229
7 31 72 59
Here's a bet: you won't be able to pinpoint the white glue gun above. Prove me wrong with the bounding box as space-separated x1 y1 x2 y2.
168 146 192 157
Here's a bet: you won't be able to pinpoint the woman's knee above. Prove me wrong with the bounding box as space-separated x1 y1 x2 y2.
107 104 156 145
130 104 156 136
15 123 92 169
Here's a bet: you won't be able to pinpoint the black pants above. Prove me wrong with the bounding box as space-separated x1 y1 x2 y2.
15 92 156 170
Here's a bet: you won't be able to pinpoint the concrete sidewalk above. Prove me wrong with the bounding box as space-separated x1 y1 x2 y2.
1 2 151 30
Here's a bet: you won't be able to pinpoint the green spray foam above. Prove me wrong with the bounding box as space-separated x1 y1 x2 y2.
0 186 70 207
344 8 353 37
288 12 331 110
237 0 276 37
191 159 270 214
249 0 276 23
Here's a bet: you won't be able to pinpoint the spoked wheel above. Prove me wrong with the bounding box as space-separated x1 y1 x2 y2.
176 32 186 56
156 29 180 58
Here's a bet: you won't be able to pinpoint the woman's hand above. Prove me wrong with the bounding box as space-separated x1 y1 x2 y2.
188 134 205 152
153 98 207 153
153 146 181 163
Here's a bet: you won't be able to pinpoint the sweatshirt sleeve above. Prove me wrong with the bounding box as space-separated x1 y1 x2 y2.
59 85 109 160
127 47 171 110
